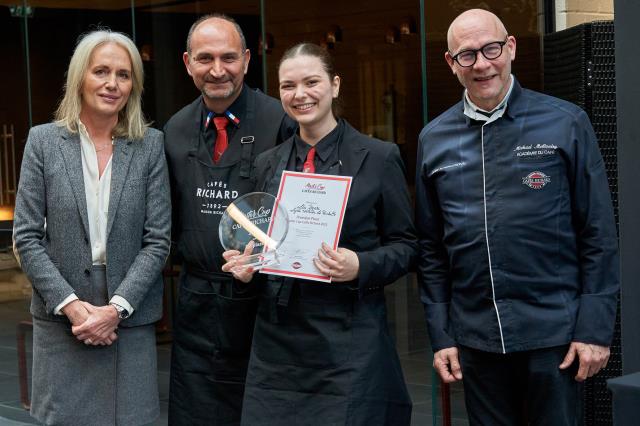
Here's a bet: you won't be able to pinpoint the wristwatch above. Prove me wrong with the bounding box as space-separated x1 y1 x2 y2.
110 303 130 319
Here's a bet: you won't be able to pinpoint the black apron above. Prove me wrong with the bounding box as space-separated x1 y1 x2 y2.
241 138 412 426
169 119 259 426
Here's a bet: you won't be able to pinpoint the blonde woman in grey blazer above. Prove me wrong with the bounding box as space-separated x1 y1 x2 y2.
13 29 170 426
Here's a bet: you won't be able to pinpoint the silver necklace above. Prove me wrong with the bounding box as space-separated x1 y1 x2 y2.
94 136 115 153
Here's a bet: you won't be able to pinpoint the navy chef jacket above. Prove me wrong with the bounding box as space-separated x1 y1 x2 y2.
416 79 619 354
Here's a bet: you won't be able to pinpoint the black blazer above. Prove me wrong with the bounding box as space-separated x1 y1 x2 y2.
255 121 416 296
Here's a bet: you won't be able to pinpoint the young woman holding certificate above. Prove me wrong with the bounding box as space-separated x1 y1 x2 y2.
222 43 416 425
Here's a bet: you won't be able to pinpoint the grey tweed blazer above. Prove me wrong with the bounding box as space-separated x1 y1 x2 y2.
13 123 171 327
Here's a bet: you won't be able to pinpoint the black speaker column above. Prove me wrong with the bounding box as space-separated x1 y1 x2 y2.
544 21 620 426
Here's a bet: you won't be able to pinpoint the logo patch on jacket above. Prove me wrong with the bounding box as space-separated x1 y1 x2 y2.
522 171 551 189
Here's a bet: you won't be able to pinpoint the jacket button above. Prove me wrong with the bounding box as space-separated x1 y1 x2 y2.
84 269 90 276
84 237 89 244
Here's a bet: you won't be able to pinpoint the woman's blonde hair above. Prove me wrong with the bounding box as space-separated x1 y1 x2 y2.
55 29 148 140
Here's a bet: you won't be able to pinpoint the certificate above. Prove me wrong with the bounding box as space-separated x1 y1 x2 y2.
261 171 352 282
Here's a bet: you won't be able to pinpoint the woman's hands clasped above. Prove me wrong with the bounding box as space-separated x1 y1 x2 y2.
63 300 120 346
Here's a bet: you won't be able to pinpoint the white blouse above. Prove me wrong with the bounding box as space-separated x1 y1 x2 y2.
79 121 112 265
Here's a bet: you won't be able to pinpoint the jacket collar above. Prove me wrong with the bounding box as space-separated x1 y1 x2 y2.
106 136 133 238
463 75 514 122
337 121 368 179
462 77 524 126
262 120 368 192
57 127 90 239
57 125 134 240
194 84 254 132
502 78 525 120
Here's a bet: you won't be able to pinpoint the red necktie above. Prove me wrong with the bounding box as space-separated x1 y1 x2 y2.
303 147 316 173
213 116 228 163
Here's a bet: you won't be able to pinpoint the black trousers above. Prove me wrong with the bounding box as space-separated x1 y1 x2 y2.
458 344 583 426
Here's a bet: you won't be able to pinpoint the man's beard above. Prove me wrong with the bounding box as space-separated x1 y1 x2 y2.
202 84 235 100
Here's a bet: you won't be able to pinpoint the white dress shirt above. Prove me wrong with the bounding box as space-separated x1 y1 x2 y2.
54 122 133 315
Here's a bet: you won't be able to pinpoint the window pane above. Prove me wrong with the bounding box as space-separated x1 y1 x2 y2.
425 1 542 119
133 1 262 128
21 3 134 127
0 6 29 210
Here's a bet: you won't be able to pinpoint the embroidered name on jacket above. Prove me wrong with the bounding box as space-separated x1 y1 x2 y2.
514 143 557 159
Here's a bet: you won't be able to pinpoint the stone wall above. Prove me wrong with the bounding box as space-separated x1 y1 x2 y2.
556 0 614 30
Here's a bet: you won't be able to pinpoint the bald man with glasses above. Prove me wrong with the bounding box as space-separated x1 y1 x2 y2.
415 9 619 425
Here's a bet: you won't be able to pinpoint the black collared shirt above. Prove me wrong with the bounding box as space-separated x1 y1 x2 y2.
200 84 248 154
288 119 344 174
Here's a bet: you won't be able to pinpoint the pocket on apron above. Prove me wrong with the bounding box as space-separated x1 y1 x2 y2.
174 274 218 351
212 288 259 357
209 289 259 382
254 296 353 368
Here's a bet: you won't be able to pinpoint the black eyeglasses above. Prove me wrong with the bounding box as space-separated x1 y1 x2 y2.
450 38 508 67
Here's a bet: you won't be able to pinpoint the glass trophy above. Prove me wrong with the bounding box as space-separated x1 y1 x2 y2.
219 192 289 271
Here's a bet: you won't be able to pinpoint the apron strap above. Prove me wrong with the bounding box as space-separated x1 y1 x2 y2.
277 277 295 307
235 88 258 179
184 263 231 281
184 264 259 299
262 276 292 323
239 136 255 178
